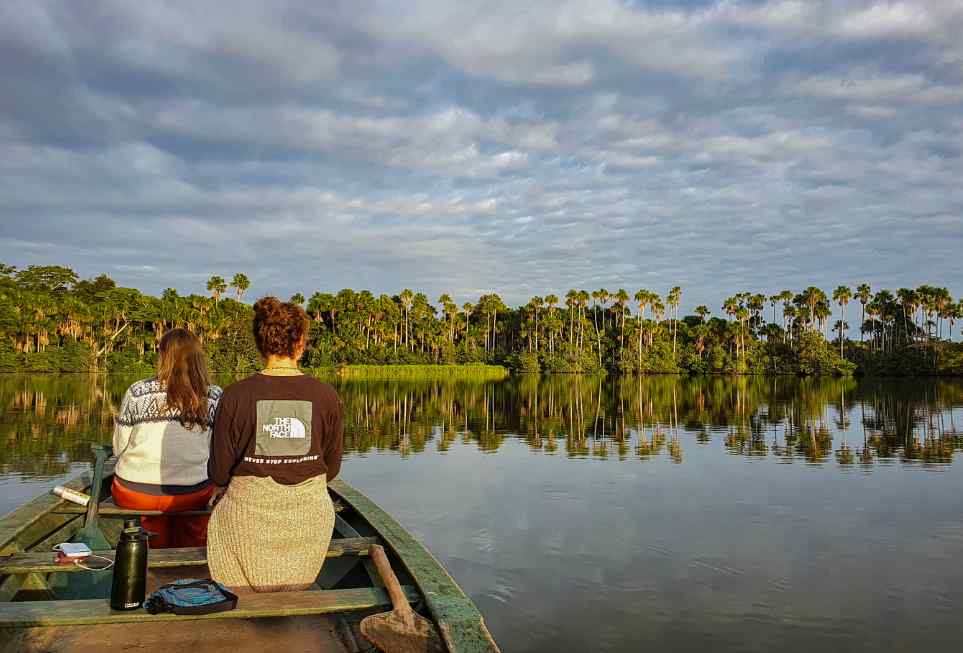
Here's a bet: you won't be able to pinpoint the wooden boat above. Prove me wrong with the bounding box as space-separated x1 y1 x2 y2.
0 448 500 653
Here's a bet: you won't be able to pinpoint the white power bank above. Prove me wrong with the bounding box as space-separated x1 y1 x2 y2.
54 543 93 559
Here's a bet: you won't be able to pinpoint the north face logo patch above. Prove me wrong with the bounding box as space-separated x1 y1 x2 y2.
255 399 312 457
263 417 307 439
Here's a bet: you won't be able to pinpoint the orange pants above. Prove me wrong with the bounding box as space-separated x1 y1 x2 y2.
111 478 214 549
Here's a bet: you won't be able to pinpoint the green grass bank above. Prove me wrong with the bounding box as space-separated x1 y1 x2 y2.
329 364 510 381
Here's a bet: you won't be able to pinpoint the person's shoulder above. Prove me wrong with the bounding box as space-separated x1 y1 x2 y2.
127 378 162 398
219 374 263 399
207 384 224 400
305 377 341 405
118 378 159 424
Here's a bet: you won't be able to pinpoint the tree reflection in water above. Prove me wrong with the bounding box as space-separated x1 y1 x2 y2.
1 374 961 480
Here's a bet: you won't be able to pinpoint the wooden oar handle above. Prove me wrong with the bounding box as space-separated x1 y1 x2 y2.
369 544 413 617
84 445 109 528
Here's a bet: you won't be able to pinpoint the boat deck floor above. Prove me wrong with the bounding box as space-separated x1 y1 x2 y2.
1 611 379 653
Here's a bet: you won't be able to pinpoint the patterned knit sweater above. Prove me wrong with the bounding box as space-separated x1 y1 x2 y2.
113 378 222 487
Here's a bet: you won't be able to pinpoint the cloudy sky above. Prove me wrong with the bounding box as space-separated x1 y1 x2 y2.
1 0 961 313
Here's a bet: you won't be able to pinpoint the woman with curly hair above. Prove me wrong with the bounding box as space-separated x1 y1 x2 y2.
206 297 344 592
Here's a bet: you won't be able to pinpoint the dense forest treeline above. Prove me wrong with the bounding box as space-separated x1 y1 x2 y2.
1 263 961 376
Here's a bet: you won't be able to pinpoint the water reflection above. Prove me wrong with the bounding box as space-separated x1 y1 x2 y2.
0 374 125 480
4 373 963 652
2 374 961 481
341 375 963 468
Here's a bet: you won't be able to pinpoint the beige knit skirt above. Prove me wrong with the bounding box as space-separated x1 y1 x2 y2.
207 474 335 592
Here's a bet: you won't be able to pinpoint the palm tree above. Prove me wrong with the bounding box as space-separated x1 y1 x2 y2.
748 293 766 336
544 294 559 353
695 305 710 322
577 290 590 353
856 284 871 342
634 289 651 367
485 294 506 353
206 275 227 302
783 304 797 345
833 285 852 357
790 287 825 334
778 290 793 331
444 301 459 344
410 292 432 353
461 302 473 345
531 296 543 352
667 286 682 356
614 289 629 360
934 287 952 339
916 285 936 341
896 288 916 344
290 293 305 306
734 306 748 356
591 290 605 363
438 294 453 342
866 293 882 350
563 290 579 346
230 273 250 302
597 288 610 332
949 301 963 342
874 289 895 350
652 298 665 325
833 319 850 355
723 296 738 322
399 289 414 350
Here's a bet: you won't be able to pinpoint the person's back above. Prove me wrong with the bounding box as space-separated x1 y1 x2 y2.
206 297 344 593
207 373 342 487
112 328 221 548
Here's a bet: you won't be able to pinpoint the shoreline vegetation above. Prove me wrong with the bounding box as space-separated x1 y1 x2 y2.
2 263 961 377
332 364 510 380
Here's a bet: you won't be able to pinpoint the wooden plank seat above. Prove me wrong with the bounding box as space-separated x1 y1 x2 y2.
53 499 346 518
0 537 377 576
0 585 420 627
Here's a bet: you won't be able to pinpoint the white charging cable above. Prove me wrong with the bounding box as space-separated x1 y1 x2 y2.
73 554 114 571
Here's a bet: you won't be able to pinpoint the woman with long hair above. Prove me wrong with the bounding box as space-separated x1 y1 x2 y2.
207 297 343 592
112 328 222 548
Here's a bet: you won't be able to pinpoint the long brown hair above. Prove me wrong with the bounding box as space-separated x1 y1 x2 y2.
157 328 211 429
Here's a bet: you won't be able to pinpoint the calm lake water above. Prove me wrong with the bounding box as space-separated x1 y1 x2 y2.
2 373 963 652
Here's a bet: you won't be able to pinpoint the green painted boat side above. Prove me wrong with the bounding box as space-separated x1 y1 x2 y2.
0 469 501 652
329 479 501 653
0 463 111 555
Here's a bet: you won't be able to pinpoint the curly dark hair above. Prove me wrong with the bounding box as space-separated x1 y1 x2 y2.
252 297 310 359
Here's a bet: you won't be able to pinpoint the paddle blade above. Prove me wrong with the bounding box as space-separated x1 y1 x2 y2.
360 610 446 653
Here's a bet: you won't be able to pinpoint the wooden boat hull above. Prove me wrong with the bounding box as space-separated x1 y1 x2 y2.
0 466 500 653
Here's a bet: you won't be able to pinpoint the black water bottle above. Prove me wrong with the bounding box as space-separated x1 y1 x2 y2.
110 518 149 610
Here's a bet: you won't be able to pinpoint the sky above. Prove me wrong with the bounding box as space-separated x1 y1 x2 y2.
1 0 961 315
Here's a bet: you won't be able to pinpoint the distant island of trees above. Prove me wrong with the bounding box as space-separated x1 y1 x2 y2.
1 263 961 377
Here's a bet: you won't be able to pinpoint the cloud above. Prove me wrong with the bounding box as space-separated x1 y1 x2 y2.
0 0 961 315
791 73 963 105
833 2 938 40
368 0 745 84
